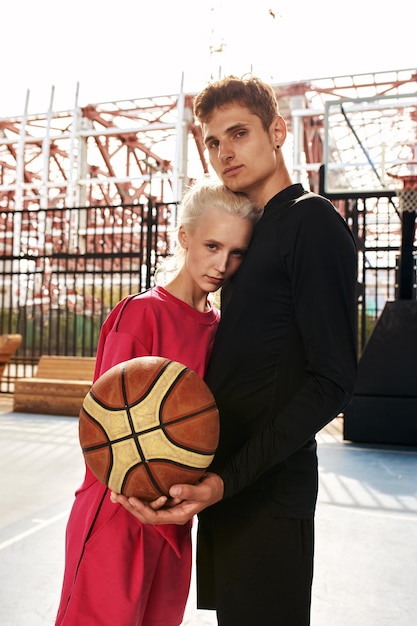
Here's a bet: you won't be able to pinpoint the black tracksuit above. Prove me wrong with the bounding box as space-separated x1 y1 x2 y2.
198 184 358 625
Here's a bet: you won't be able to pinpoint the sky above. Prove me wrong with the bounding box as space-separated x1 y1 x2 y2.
1 0 416 116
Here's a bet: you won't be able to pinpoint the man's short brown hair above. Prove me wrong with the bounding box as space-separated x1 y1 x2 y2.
193 75 279 131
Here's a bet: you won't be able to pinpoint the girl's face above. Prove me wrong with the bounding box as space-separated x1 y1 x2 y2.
179 206 253 294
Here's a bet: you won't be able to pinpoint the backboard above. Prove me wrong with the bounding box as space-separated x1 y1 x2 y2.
323 91 417 196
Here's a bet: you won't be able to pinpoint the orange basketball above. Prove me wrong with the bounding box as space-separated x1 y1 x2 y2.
79 356 219 501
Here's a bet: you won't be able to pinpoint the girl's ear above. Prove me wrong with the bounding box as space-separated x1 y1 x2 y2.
178 225 188 249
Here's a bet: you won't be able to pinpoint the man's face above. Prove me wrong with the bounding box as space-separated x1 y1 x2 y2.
202 104 280 206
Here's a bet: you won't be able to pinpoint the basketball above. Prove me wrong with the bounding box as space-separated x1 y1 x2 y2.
78 356 220 501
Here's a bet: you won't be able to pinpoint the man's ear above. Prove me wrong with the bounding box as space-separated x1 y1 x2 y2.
271 114 287 148
178 225 188 249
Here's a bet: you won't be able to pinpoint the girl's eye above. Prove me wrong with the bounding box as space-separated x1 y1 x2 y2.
207 243 217 250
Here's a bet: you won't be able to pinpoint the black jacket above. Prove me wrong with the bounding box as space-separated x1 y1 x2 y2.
204 184 358 518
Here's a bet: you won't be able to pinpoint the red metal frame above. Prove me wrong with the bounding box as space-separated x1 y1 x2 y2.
0 68 416 209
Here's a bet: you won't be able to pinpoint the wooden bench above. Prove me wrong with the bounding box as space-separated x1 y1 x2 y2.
13 355 96 416
0 334 23 380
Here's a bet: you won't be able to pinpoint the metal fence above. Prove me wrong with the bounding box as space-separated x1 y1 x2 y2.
0 200 178 391
344 193 415 348
1 193 415 393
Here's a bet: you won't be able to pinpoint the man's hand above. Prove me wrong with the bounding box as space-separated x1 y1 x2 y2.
110 472 224 525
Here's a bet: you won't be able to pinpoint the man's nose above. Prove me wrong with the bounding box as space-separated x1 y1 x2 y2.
218 141 233 162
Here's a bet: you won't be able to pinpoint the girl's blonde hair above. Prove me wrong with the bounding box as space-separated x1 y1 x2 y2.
155 176 260 283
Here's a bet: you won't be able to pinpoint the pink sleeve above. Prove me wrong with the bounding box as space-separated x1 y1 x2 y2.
95 331 150 379
93 296 152 382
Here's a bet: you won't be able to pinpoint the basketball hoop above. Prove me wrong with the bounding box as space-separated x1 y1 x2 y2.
387 161 417 213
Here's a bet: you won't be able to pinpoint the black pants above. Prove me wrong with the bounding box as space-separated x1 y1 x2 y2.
197 500 314 626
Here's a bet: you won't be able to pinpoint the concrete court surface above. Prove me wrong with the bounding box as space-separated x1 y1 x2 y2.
0 396 416 626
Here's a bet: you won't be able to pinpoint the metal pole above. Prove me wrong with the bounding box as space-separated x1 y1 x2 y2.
397 206 416 300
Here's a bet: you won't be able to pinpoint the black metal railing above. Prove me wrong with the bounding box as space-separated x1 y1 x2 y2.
0 200 177 391
1 193 415 393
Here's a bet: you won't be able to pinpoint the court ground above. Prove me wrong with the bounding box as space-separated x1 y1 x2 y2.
0 395 416 626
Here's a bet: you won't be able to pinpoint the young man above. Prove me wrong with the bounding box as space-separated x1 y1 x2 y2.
113 76 358 625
